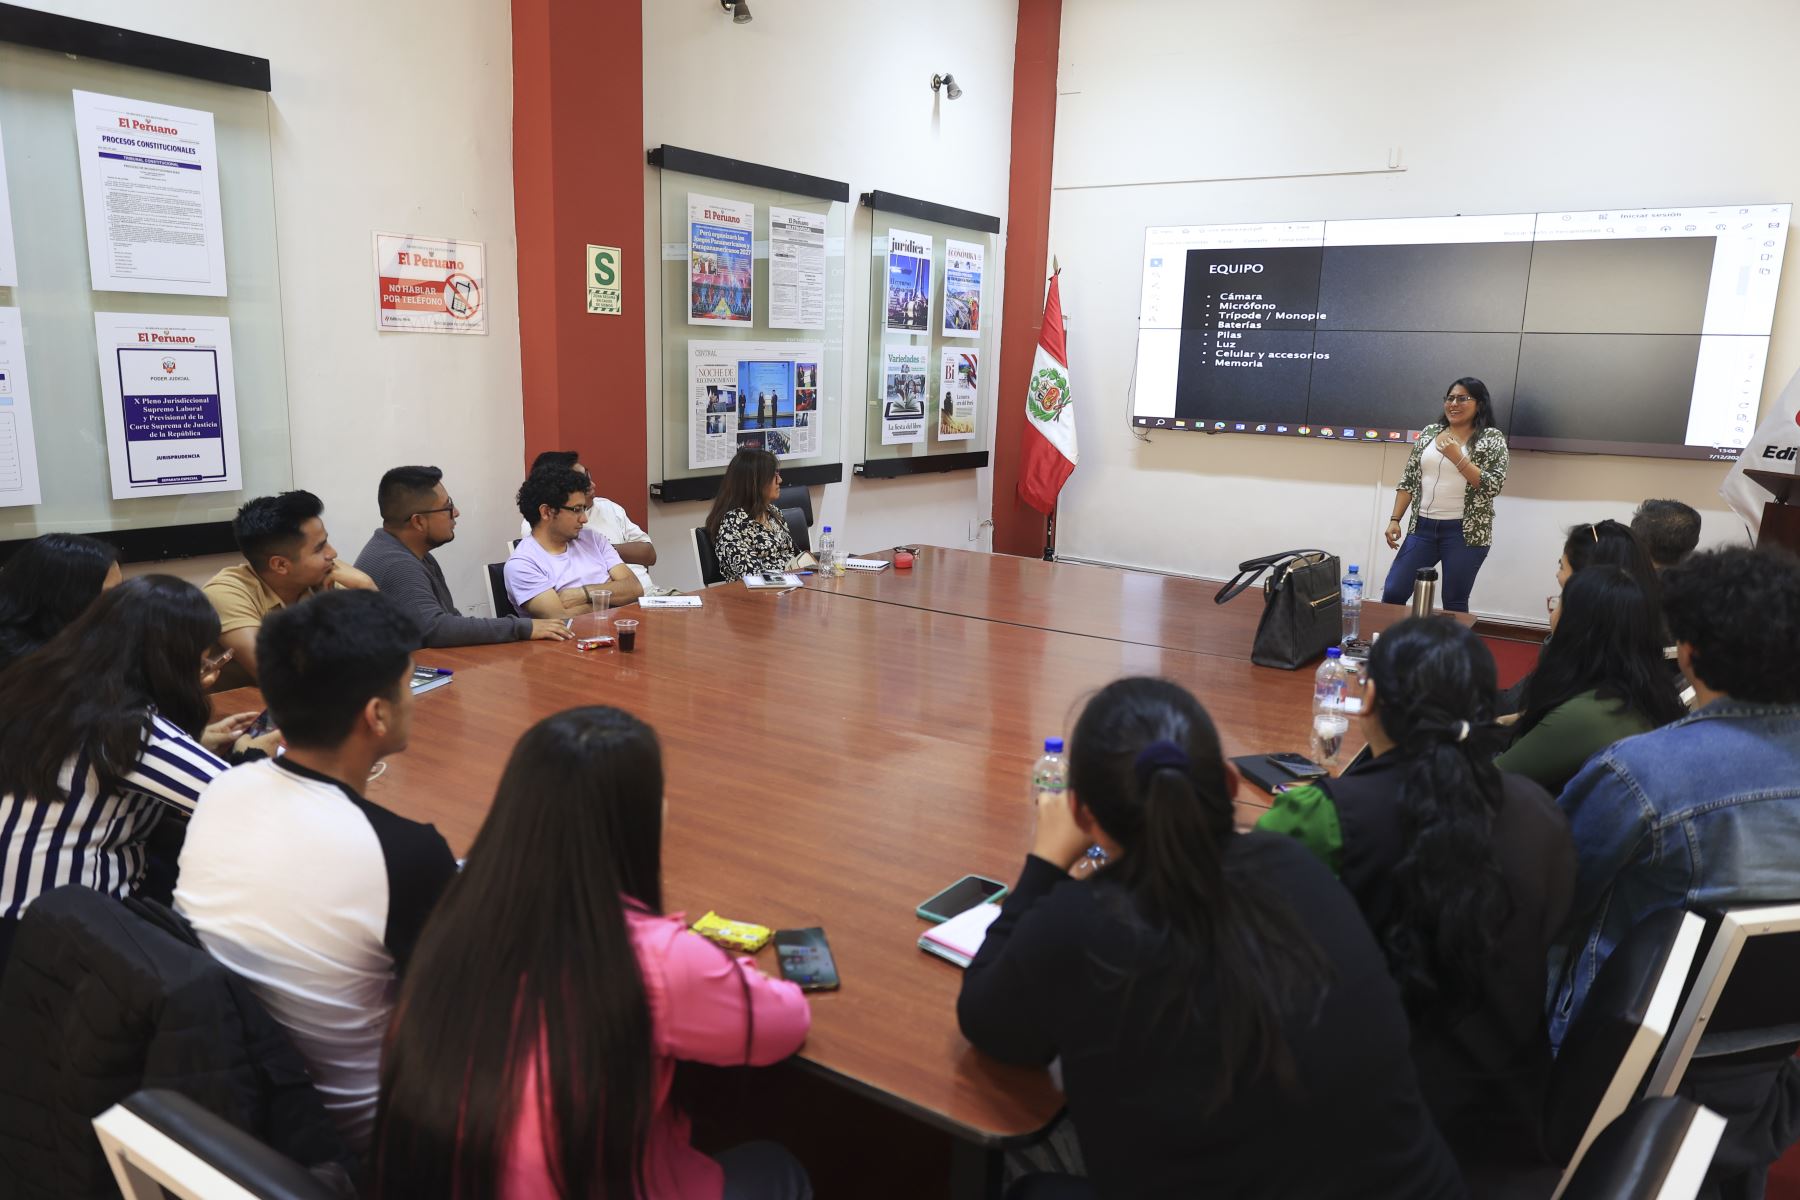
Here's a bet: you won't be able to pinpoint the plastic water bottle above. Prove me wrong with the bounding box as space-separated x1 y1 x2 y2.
1310 647 1351 767
1032 736 1066 805
817 525 837 576
1341 565 1363 644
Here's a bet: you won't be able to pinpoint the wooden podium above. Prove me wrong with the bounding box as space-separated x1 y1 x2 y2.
1746 465 1800 556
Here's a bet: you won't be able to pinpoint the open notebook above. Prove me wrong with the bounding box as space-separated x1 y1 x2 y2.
918 900 1002 968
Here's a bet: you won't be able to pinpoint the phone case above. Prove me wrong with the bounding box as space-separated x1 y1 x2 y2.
915 876 1008 924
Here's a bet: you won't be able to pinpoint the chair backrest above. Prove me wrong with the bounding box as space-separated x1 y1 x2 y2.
95 1089 342 1200
780 506 811 557
487 562 513 617
1546 908 1707 1188
1646 901 1800 1097
1557 1097 1726 1200
691 526 725 587
775 484 813 527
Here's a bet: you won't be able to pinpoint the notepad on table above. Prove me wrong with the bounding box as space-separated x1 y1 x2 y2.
639 595 702 608
918 900 1002 968
744 573 803 590
842 557 891 572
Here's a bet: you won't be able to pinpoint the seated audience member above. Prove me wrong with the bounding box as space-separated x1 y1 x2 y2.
0 532 121 672
959 677 1464 1199
704 449 797 583
505 465 644 617
1496 566 1687 793
203 490 376 682
520 449 658 591
1630 497 1703 570
354 465 572 646
0 577 256 977
1258 619 1574 1182
375 707 811 1199
175 591 455 1149
1549 547 1800 1194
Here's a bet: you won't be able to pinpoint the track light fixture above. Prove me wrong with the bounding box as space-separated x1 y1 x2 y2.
720 0 752 24
931 73 963 100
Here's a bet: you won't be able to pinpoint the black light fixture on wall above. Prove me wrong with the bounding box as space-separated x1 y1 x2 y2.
720 0 752 23
931 73 963 100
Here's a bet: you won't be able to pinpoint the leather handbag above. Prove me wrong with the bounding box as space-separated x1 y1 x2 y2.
1213 549 1342 669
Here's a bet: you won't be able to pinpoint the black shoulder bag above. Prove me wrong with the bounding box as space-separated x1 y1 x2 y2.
1213 549 1342 670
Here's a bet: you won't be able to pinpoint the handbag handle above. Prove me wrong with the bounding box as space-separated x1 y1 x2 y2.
1213 549 1329 605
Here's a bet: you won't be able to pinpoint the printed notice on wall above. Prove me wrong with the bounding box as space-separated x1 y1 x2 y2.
0 122 17 288
72 91 227 296
885 230 933 333
374 232 487 334
881 346 929 445
767 207 826 330
942 239 983 338
93 311 240 499
688 340 823 468
937 348 978 442
688 194 753 326
0 308 42 507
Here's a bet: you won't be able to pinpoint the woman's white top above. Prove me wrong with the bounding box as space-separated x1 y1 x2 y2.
1417 435 1468 520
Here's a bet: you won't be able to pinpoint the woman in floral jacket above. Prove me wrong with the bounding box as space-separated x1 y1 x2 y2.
1380 378 1510 613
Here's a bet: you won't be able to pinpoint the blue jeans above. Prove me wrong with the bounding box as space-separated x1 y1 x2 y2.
1381 516 1489 613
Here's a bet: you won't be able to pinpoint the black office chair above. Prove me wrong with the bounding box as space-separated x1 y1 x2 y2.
487 562 514 617
775 483 813 527
1558 1097 1726 1200
94 1089 346 1200
1545 909 1707 1178
780 506 811 557
1647 902 1800 1097
691 527 725 587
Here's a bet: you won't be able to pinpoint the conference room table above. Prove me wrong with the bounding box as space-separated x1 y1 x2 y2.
213 547 1457 1181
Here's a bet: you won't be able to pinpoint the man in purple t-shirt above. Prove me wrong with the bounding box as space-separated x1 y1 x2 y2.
504 465 645 617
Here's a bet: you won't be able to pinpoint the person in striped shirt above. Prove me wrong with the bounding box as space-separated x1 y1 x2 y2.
0 575 261 979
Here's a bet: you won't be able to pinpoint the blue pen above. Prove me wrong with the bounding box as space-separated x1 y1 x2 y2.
417 666 453 676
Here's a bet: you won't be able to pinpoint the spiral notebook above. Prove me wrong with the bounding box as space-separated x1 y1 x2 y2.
917 900 1002 968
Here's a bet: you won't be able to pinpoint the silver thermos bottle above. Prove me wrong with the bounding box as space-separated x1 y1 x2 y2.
1410 568 1439 618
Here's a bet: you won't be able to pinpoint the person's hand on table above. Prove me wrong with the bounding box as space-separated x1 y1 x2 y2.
1030 788 1091 873
202 711 258 753
530 618 576 641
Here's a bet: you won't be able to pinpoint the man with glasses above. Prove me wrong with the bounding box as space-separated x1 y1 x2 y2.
355 465 573 645
504 463 644 618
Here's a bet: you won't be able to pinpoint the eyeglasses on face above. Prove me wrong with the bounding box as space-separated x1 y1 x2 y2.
556 503 592 516
412 499 457 518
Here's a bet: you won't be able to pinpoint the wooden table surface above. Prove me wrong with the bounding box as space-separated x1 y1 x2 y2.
211 549 1448 1146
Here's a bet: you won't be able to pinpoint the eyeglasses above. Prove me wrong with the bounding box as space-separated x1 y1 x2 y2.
1444 396 1474 404
556 503 592 516
412 499 456 518
201 647 234 673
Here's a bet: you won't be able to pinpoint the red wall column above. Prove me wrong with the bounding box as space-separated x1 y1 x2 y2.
991 0 1063 558
512 0 648 523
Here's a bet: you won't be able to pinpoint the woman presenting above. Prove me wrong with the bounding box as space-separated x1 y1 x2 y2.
1382 378 1510 613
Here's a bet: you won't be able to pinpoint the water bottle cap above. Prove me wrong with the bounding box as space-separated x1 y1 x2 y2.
822 525 832 532
1043 736 1064 754
1325 647 1342 659
1347 564 1359 574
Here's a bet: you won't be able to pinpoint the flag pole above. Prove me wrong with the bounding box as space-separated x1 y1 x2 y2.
1044 256 1061 561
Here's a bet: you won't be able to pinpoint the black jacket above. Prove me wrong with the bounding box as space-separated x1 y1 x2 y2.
0 885 352 1199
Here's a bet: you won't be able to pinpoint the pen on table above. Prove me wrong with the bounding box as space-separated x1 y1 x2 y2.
419 667 453 677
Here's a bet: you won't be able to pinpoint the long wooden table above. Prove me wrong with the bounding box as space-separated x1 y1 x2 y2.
214 549 1440 1150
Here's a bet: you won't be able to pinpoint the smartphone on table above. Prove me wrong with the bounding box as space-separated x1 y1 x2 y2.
773 927 840 991
1266 752 1329 780
916 875 1008 924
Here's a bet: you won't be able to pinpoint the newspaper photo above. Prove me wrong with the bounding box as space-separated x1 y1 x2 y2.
942 239 984 338
688 340 824 467
885 229 934 333
688 194 754 326
882 347 929 445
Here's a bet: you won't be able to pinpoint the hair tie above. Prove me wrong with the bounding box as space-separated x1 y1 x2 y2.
1133 739 1190 789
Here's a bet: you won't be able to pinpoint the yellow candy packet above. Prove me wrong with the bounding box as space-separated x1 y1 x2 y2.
691 910 772 953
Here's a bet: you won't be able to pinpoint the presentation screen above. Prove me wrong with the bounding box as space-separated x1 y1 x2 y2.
1132 204 1790 461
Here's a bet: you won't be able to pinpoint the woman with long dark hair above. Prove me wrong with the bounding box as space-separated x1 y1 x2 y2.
375 707 812 1199
0 576 256 976
1497 566 1687 793
1380 378 1511 612
1259 618 1574 1187
703 448 795 582
961 678 1462 1198
0 532 121 671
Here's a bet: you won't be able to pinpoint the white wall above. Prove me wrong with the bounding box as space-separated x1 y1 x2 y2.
25 1 523 611
640 0 1021 591
1048 0 1800 623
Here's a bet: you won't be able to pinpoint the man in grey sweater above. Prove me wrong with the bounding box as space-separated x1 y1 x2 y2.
353 466 573 647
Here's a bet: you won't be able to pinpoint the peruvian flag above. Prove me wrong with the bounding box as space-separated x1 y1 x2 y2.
1017 269 1077 514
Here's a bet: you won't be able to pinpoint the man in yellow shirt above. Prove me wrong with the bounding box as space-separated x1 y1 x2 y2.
203 490 376 683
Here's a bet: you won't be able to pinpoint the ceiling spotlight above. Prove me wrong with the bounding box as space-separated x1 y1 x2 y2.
720 0 752 23
931 73 963 100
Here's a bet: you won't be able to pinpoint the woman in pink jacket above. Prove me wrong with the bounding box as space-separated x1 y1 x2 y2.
374 707 813 1198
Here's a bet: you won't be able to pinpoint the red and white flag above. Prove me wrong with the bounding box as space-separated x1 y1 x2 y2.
1017 269 1077 515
